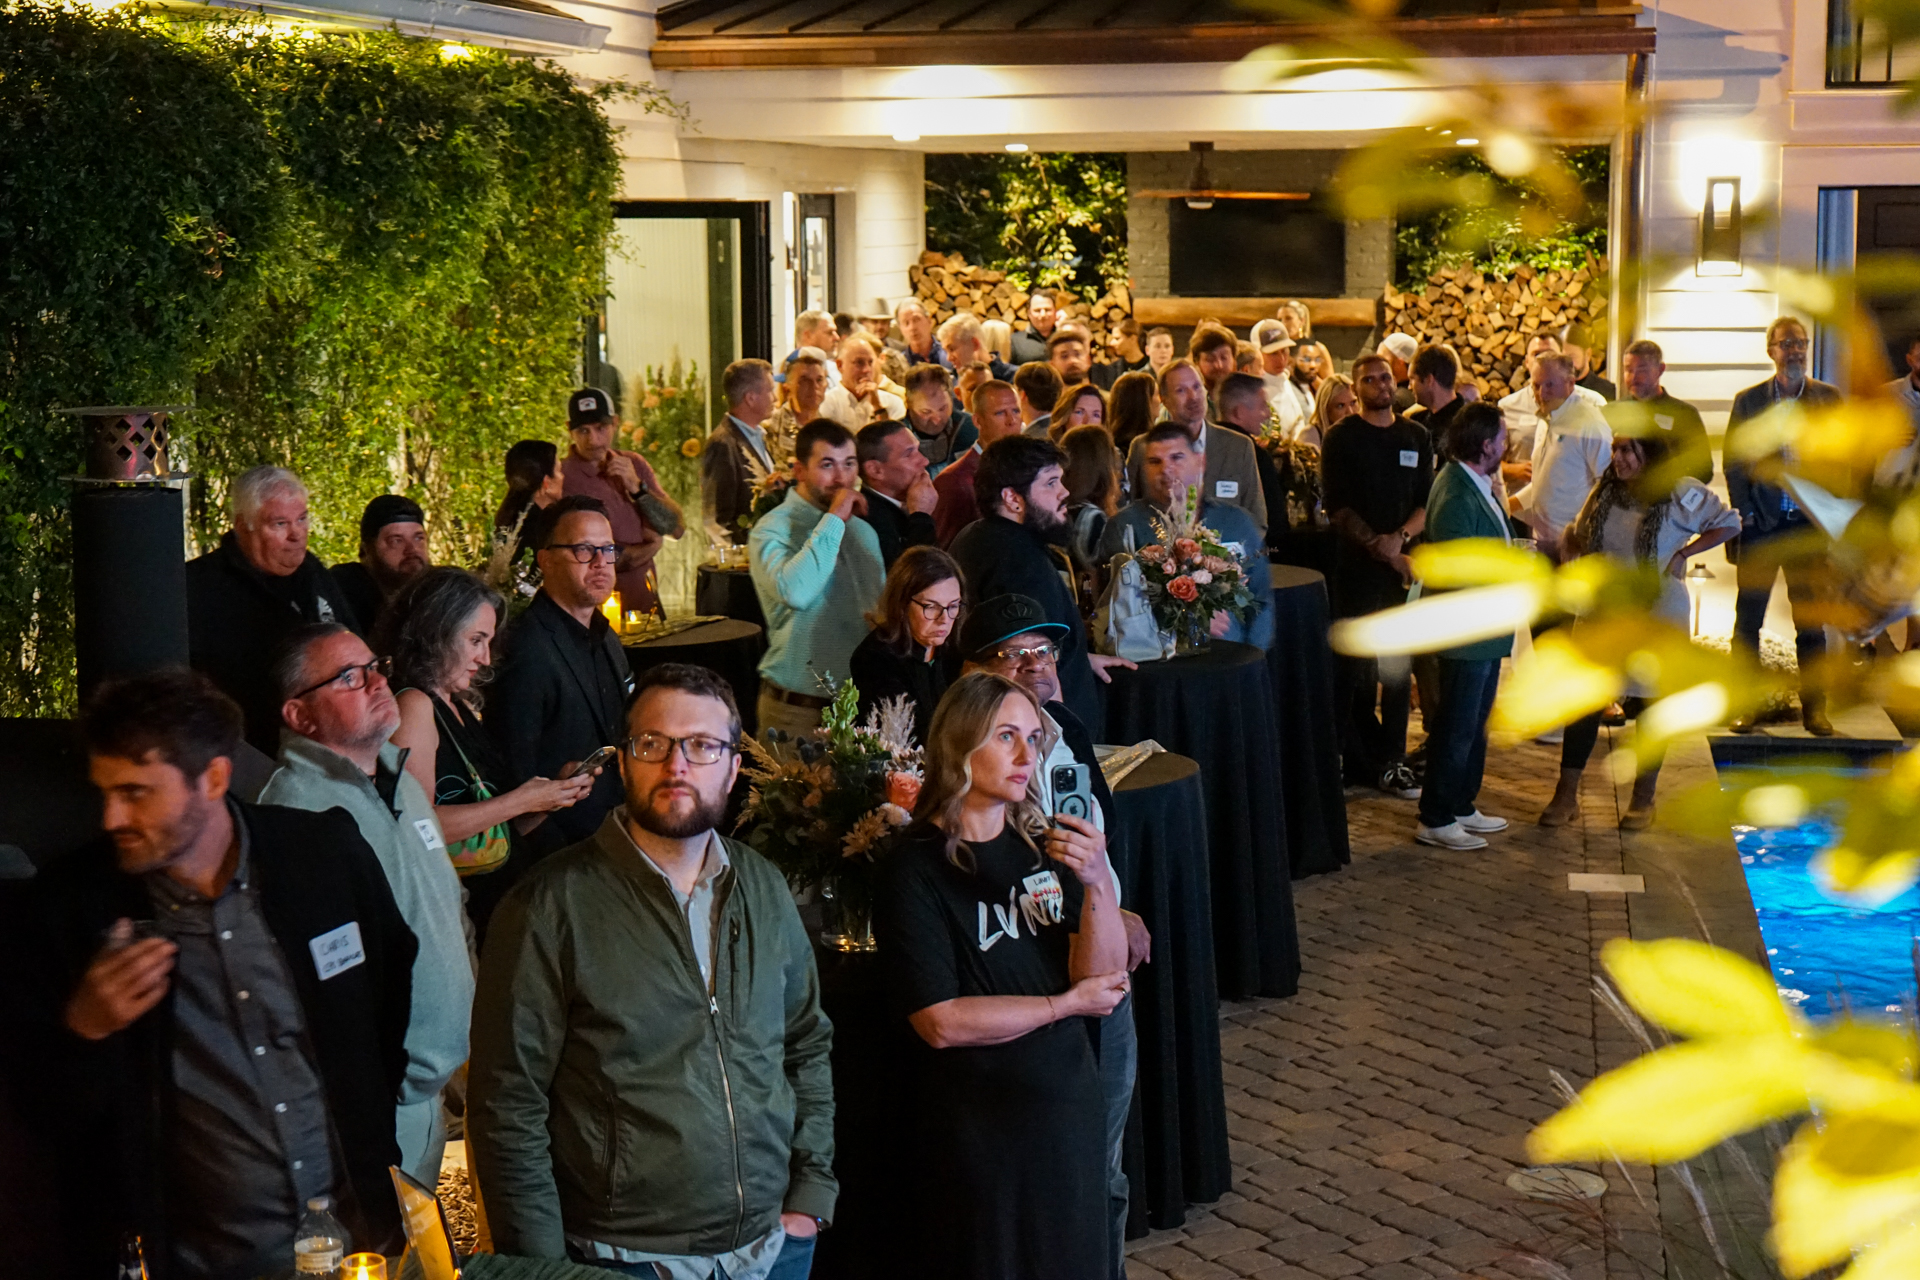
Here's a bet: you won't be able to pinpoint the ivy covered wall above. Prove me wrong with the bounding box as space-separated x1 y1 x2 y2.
0 2 658 715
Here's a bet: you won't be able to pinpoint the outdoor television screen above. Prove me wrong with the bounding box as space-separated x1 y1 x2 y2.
1168 198 1346 297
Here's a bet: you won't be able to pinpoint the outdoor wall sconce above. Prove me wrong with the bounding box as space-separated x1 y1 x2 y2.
1698 176 1743 276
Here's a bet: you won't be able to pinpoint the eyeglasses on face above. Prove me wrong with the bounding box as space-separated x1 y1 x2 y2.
995 643 1058 665
624 733 735 765
292 654 392 701
548 542 619 564
910 597 964 621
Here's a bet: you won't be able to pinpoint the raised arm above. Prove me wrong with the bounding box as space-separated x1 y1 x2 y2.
751 504 849 611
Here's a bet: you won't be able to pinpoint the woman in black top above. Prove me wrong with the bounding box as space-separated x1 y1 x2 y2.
380 567 594 936
849 545 963 746
493 439 567 563
874 673 1129 1280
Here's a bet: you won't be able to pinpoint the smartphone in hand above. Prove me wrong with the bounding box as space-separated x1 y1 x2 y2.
561 745 619 779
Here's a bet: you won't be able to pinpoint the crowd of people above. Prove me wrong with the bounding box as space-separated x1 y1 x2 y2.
15 277 1895 1280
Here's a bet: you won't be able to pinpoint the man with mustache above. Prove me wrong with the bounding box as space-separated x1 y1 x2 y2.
331 494 431 635
258 624 473 1186
470 664 836 1273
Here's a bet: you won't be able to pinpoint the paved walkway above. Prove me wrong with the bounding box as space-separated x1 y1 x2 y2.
1124 731 1670 1280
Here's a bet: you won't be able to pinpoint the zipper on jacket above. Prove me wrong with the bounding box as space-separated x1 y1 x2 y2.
709 989 746 1247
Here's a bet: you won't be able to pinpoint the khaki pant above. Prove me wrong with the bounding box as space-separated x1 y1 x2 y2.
757 683 825 739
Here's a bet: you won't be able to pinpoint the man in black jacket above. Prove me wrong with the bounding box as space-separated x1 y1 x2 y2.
855 419 939 569
489 496 634 854
949 437 1135 739
33 670 415 1280
187 465 360 754
1724 317 1843 735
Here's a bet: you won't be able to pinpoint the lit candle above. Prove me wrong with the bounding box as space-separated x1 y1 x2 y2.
342 1253 387 1280
599 590 624 631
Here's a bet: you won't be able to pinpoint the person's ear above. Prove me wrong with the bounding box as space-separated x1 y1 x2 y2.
282 698 315 739
201 755 233 804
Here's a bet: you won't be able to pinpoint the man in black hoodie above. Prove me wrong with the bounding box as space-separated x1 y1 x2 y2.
186 466 360 754
948 437 1135 738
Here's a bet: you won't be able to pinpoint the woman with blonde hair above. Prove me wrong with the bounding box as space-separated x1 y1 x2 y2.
874 672 1127 1280
1304 371 1356 450
981 317 1014 364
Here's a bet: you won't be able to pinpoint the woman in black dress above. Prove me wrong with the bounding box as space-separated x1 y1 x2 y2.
874 672 1130 1280
848 545 963 746
379 567 595 937
493 439 567 562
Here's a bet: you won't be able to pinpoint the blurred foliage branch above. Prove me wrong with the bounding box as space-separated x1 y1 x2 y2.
924 152 1128 294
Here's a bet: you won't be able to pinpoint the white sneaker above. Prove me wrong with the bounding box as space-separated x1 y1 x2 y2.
1416 821 1489 850
1457 809 1509 834
1534 727 1565 745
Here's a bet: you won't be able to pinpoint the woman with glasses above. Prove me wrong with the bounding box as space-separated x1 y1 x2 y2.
849 546 963 745
873 672 1128 1280
381 567 596 935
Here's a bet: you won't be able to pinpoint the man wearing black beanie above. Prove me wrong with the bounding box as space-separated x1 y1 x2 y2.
333 494 430 632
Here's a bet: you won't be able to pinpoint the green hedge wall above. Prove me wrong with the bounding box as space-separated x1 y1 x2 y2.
0 2 657 715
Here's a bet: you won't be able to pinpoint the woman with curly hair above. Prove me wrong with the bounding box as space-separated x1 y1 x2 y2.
382 566 595 933
874 672 1128 1280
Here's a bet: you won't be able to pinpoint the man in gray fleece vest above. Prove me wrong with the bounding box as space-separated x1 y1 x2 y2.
259 622 474 1185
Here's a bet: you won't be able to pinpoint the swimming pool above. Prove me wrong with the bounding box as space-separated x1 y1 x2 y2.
1733 816 1920 1018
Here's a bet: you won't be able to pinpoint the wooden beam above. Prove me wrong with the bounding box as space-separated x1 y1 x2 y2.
650 14 1654 68
1135 296 1379 329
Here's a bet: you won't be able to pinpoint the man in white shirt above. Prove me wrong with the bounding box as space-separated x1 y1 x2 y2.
1252 319 1312 438
1510 353 1612 557
819 334 904 431
1498 334 1605 490
785 310 842 387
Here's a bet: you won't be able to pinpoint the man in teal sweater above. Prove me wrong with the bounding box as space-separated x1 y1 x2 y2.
1415 401 1515 851
748 418 886 736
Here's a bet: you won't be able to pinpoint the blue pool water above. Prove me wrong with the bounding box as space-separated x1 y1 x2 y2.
1734 818 1920 1018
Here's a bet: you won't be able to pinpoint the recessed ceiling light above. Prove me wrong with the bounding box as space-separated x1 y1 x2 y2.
892 131 921 143
1456 137 1480 146
1005 142 1029 153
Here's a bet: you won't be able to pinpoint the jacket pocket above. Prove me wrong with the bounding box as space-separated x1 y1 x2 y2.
601 1085 621 1213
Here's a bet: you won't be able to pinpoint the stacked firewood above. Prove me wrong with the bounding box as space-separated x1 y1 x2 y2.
909 250 1133 345
1381 256 1609 400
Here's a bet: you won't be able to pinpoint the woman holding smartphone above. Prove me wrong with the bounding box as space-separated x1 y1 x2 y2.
874 672 1128 1280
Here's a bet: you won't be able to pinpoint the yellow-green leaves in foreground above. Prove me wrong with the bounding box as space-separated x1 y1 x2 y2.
1529 939 1920 1278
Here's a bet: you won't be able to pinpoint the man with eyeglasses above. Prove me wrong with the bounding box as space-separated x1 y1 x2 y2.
471 663 835 1273
187 464 363 755
258 623 473 1186
1724 317 1842 734
491 495 635 854
955 594 1151 1280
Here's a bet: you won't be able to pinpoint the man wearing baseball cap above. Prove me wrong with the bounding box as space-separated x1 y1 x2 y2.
1251 319 1311 438
562 386 684 617
1378 333 1420 412
331 494 430 633
955 593 1150 1280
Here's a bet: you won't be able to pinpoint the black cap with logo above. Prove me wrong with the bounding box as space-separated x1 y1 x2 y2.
958 594 1069 661
568 387 616 429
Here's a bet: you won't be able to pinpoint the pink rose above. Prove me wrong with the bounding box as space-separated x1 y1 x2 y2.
1202 556 1232 574
1138 544 1169 563
1168 575 1199 602
886 771 922 810
1191 569 1212 586
1173 538 1201 560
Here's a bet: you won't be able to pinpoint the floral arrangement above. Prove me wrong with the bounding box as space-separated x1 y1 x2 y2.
739 447 795 531
1133 484 1261 647
735 680 923 944
619 360 709 511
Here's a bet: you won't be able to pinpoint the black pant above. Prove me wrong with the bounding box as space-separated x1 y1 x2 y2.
1416 657 1501 828
1560 697 1649 771
1336 654 1411 783
1732 532 1826 680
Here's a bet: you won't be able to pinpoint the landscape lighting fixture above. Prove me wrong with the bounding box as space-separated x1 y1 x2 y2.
1698 176 1743 276
1185 142 1215 211
1005 142 1030 153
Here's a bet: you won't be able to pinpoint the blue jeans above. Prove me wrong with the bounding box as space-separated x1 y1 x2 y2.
1416 657 1501 829
575 1233 815 1280
1099 995 1138 1280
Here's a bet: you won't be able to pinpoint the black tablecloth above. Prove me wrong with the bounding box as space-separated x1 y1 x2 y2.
1105 641 1299 1000
696 564 767 631
1109 751 1231 1235
623 618 765 736
1269 564 1352 878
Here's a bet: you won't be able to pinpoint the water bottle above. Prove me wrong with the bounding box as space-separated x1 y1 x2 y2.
293 1196 348 1277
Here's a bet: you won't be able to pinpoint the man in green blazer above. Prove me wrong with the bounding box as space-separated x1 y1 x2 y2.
1415 401 1515 851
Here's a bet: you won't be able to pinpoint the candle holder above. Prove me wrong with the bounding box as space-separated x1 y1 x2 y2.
343 1252 388 1280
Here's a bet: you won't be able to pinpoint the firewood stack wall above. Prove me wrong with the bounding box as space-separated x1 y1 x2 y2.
1380 256 1610 401
909 251 1133 352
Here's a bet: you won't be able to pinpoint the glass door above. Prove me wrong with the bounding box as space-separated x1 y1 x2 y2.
601 201 770 616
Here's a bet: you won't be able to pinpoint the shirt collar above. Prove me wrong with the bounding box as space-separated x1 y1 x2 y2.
146 798 253 905
867 487 904 510
728 416 773 468
613 811 728 893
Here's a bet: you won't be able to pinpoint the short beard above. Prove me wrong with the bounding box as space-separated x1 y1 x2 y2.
632 784 728 839
1027 504 1069 544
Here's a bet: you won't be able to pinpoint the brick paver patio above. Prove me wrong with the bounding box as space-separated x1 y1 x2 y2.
1125 732 1669 1280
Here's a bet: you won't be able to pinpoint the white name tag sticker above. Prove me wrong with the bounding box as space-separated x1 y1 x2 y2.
414 818 444 851
1654 414 1675 432
309 921 366 981
1399 450 1419 468
1214 480 1239 499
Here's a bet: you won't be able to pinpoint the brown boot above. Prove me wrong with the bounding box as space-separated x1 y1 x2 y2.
1802 693 1836 737
1538 768 1584 827
1620 768 1660 831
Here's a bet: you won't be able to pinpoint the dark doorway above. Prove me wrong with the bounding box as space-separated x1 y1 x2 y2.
1857 187 1920 371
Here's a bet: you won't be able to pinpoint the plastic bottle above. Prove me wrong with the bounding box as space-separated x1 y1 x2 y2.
293 1197 348 1277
